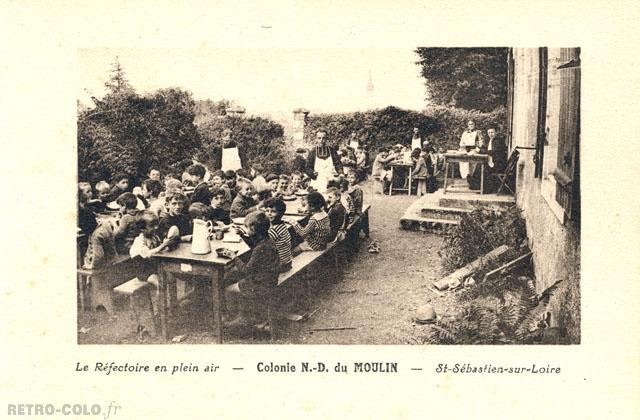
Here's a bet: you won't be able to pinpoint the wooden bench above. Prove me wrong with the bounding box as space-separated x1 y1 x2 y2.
77 255 142 313
113 277 157 336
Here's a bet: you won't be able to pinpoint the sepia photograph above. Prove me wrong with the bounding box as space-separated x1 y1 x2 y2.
76 47 581 345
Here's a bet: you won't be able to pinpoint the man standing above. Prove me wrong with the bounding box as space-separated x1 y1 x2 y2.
307 129 338 193
410 127 422 151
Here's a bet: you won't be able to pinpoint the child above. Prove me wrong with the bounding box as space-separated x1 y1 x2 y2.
325 187 347 242
105 173 130 202
355 146 367 181
224 170 238 201
288 171 303 194
188 202 213 223
158 189 192 239
276 174 290 196
222 211 280 328
413 149 431 196
250 164 267 193
340 147 356 175
149 168 161 181
187 164 212 206
263 198 293 273
346 170 363 216
291 191 332 252
210 186 232 225
265 174 279 193
83 220 117 270
113 192 142 254
230 178 262 218
372 148 394 194
130 211 178 316
78 184 97 239
143 179 165 216
337 177 355 219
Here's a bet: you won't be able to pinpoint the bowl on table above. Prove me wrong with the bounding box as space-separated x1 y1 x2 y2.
231 217 245 225
215 247 236 259
282 195 297 201
294 190 309 197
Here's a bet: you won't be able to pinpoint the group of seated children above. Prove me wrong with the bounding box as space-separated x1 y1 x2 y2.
78 162 368 332
371 142 443 195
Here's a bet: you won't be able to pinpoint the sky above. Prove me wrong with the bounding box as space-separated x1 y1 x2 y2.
77 48 428 119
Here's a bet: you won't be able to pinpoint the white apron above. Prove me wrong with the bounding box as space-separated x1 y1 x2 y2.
310 153 335 193
459 130 479 178
411 136 422 152
221 147 242 171
348 139 360 150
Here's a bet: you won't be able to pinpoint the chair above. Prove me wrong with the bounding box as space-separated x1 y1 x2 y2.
493 149 520 195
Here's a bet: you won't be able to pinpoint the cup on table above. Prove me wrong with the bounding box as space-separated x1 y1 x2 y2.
215 230 224 240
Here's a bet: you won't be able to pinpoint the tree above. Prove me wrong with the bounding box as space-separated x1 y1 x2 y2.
415 48 508 112
78 60 201 184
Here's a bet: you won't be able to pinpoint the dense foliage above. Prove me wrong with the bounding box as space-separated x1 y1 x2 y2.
304 105 506 155
439 204 527 274
415 48 508 112
196 115 287 174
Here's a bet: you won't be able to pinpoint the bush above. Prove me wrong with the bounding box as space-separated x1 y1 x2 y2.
440 204 527 273
196 115 288 174
423 104 507 151
77 88 201 185
302 105 507 156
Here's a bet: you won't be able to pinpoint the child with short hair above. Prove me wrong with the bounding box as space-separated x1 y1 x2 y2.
78 184 97 238
158 189 192 239
113 192 142 254
187 164 213 206
346 170 363 216
291 191 332 252
223 210 280 328
230 178 262 218
325 187 347 242
149 168 161 181
224 169 238 201
105 173 130 202
263 198 293 273
210 186 232 225
372 148 394 194
277 174 290 196
288 171 303 194
265 174 279 192
188 202 213 222
142 179 164 216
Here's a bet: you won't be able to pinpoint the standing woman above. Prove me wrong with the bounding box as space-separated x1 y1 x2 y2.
307 129 338 193
219 129 243 172
458 120 483 179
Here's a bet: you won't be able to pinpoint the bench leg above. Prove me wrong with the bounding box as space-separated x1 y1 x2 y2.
77 273 87 312
90 274 115 313
158 267 169 340
131 288 157 337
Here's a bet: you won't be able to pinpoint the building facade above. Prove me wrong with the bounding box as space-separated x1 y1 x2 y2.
509 48 581 342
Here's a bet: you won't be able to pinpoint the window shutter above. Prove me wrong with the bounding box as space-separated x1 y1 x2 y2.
553 48 580 219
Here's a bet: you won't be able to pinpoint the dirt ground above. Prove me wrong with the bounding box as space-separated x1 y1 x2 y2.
78 182 451 345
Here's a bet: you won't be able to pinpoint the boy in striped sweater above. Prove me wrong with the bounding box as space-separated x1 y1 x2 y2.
263 198 292 273
291 191 332 253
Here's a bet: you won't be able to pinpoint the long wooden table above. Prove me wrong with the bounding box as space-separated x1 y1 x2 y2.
443 152 489 195
153 238 251 343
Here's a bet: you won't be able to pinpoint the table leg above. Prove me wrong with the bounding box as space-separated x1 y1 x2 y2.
212 268 224 344
480 162 485 195
408 167 413 196
158 266 169 340
388 167 394 195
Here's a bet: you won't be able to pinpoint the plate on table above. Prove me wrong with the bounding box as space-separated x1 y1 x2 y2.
106 201 120 210
231 217 245 225
282 195 297 201
294 190 309 197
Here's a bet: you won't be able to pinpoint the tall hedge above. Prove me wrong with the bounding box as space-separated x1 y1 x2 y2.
196 115 288 174
303 105 507 155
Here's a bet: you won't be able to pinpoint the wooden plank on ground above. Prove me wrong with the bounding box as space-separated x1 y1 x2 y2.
433 244 510 290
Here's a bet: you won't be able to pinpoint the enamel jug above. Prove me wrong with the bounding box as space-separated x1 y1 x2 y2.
191 219 214 254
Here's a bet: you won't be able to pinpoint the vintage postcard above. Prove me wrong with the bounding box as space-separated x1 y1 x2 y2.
2 1 638 419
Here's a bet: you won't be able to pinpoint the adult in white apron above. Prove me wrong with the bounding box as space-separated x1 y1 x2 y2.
410 127 422 152
220 129 242 172
347 132 360 150
458 120 482 178
307 130 337 193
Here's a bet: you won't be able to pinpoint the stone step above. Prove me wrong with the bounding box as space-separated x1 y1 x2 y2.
439 196 515 210
400 215 459 234
420 206 472 221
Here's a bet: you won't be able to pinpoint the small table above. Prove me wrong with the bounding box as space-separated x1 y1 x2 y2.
443 152 489 195
388 161 414 196
153 238 251 343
